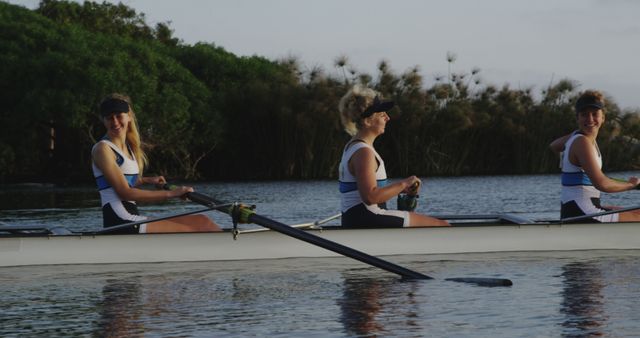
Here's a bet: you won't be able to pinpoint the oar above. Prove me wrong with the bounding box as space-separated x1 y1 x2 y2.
185 190 428 280
169 186 513 286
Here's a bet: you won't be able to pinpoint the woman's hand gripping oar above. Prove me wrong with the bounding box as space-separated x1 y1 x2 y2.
397 181 420 211
610 177 640 189
165 185 513 286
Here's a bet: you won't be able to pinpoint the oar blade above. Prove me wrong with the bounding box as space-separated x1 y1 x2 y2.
445 277 513 287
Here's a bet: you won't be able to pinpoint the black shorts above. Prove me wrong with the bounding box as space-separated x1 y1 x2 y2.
561 197 614 223
341 203 408 228
102 201 145 234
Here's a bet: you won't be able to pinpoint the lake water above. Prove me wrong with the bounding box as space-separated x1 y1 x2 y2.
2 174 640 337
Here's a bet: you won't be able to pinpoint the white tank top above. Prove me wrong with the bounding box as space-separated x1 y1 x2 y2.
92 139 140 207
561 133 601 204
339 141 388 212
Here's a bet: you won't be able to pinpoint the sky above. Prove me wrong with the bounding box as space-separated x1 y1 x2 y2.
8 0 640 109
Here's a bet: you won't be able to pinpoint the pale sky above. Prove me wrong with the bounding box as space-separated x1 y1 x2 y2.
8 0 640 109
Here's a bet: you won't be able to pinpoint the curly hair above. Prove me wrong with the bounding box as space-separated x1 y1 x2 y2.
338 85 380 136
575 90 605 113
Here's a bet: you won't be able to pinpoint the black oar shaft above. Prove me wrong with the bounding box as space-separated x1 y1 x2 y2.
187 192 431 280
248 213 432 280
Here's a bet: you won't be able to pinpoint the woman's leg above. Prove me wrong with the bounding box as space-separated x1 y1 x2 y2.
617 209 640 222
408 212 449 227
145 214 222 233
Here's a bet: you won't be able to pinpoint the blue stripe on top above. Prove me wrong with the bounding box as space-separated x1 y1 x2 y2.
339 179 388 193
562 172 593 186
95 174 138 191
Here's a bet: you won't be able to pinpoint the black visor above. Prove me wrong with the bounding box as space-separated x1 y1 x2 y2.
575 96 604 113
361 96 394 118
100 98 130 116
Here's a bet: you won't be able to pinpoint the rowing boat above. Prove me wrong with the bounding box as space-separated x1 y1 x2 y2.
2 214 639 267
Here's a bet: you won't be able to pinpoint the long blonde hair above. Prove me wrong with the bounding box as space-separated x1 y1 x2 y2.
100 93 148 174
338 85 379 136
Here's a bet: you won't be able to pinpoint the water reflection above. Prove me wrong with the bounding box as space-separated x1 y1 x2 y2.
338 275 421 337
95 278 145 337
560 262 607 337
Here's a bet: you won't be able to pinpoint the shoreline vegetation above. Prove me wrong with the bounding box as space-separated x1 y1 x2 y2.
1 0 640 184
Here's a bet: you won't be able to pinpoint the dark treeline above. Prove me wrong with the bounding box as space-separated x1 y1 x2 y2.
1 1 640 183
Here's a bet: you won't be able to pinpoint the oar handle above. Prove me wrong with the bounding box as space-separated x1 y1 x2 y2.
407 181 420 196
163 184 223 208
397 181 421 211
187 191 223 208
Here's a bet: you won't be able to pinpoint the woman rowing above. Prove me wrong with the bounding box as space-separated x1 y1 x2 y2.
92 93 221 233
550 90 640 222
337 85 448 227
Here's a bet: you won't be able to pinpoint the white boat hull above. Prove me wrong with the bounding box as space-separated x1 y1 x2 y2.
2 222 640 267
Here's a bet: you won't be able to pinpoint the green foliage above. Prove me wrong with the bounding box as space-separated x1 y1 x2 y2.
1 0 639 183
0 1 215 180
36 0 179 46
0 142 15 181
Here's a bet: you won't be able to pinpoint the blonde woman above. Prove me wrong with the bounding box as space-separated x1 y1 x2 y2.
338 85 448 227
91 94 221 233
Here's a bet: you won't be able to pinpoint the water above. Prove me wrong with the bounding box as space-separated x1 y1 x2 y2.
2 174 640 337
0 174 568 231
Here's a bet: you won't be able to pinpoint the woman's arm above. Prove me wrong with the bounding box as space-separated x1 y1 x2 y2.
572 137 640 192
350 147 419 205
92 143 189 202
549 131 575 154
138 175 167 187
